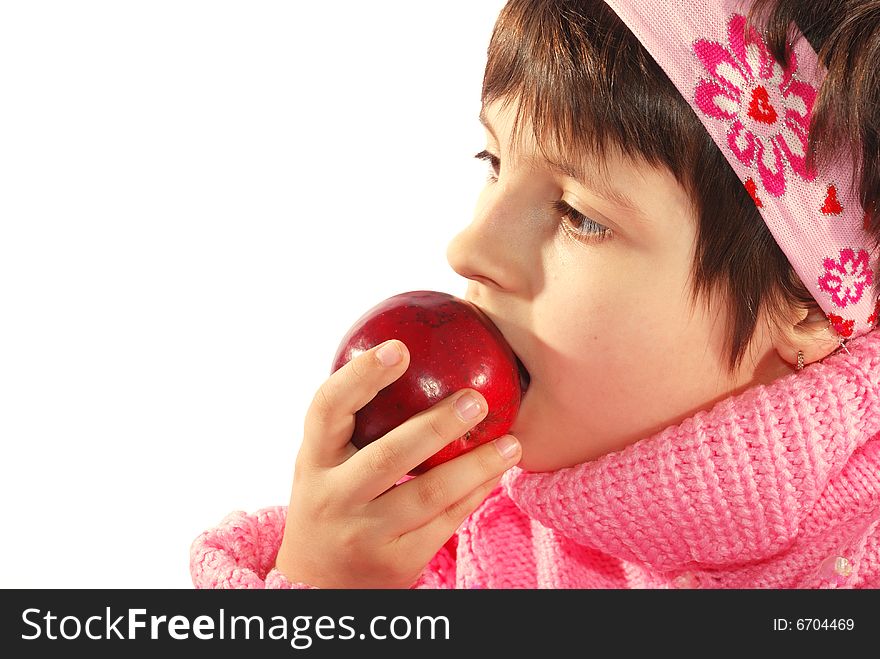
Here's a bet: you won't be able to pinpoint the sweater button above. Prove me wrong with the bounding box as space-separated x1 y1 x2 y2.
818 555 852 586
672 572 699 589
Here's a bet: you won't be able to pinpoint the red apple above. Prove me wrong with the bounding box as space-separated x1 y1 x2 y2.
331 290 525 475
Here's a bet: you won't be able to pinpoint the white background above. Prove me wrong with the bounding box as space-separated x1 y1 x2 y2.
0 0 507 588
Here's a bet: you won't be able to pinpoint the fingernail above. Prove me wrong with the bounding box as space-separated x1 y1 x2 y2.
494 435 519 460
376 341 402 367
454 393 483 421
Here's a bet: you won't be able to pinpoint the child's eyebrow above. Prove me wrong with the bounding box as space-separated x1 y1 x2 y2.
478 110 646 219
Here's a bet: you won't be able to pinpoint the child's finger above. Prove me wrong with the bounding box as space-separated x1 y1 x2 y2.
300 339 409 467
398 473 506 566
370 434 521 530
339 389 491 502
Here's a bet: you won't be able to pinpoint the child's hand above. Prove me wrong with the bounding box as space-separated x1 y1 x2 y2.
274 339 522 588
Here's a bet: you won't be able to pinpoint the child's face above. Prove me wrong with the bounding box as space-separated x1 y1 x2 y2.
447 98 794 472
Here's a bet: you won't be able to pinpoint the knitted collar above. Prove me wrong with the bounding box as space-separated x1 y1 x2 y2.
503 330 880 571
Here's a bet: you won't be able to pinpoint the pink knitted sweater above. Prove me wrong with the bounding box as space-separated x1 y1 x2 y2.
191 330 880 589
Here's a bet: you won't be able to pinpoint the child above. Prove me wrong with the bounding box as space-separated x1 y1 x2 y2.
191 0 880 588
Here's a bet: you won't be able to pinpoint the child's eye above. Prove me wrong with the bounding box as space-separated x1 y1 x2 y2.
474 149 500 182
552 200 612 241
472 151 610 242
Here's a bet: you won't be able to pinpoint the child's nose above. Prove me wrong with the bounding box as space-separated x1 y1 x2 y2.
446 197 527 293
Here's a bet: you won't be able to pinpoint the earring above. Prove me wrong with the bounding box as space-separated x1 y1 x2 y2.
796 350 804 371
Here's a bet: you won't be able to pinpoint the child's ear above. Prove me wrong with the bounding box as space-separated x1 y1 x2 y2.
772 303 841 369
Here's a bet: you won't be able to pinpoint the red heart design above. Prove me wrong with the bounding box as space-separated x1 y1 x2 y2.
744 178 763 208
822 185 843 215
747 86 778 125
828 314 855 338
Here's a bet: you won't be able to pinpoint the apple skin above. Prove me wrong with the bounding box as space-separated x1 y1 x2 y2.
331 290 522 475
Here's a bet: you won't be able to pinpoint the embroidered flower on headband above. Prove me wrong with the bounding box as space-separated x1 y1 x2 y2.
818 248 874 310
693 14 817 197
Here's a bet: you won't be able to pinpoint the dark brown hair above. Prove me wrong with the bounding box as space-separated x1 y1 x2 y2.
481 0 880 371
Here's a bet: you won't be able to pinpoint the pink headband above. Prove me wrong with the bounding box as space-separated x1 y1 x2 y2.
605 0 878 339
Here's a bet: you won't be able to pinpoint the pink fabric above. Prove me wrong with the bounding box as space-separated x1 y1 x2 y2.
190 330 880 589
190 507 312 589
604 0 879 339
